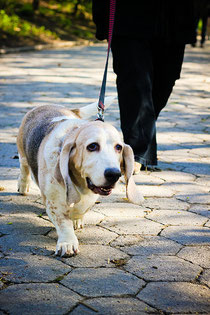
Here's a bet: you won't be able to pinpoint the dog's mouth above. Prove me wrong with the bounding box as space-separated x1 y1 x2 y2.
86 178 114 196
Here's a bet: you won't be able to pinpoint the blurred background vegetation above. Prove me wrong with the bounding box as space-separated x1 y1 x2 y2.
0 0 95 48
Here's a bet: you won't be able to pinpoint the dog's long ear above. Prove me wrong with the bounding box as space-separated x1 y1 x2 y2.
122 144 144 205
54 134 81 207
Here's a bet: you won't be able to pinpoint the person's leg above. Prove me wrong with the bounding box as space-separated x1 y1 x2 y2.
111 37 157 166
152 42 185 119
191 17 199 47
201 14 208 46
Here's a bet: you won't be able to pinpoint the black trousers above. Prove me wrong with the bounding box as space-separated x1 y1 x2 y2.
111 38 185 165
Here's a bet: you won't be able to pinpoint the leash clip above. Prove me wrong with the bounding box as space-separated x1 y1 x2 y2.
96 106 104 122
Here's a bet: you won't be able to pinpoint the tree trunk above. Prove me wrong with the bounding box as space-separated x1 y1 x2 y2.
33 0 39 11
73 0 81 16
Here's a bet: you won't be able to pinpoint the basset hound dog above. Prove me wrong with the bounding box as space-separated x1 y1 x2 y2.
17 97 144 257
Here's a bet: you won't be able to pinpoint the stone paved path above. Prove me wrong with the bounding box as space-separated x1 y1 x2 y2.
0 42 210 314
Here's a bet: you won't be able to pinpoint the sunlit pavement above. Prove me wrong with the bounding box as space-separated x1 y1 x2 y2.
0 41 209 314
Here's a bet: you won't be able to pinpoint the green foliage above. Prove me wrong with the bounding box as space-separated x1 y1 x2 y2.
0 9 57 38
0 10 20 34
0 0 16 11
18 3 34 17
72 28 93 39
39 6 72 28
0 0 94 47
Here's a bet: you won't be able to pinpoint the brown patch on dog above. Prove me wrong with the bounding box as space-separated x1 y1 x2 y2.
71 109 81 118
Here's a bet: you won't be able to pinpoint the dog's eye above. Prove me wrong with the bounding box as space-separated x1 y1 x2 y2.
87 142 100 152
115 144 122 152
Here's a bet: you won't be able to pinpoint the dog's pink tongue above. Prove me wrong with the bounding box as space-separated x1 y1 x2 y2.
94 186 112 196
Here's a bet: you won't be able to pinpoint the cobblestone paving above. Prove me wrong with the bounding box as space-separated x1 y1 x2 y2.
0 42 210 314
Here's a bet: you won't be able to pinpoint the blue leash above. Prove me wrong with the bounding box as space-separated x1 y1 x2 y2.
97 0 116 122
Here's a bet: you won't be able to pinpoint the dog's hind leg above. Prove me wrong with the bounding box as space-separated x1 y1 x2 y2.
18 155 31 195
73 217 84 230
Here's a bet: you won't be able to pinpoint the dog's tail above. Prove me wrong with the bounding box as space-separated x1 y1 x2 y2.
72 96 116 119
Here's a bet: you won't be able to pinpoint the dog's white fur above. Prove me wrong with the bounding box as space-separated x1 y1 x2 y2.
17 98 144 256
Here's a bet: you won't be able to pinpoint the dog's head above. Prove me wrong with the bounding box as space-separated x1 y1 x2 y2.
55 121 144 206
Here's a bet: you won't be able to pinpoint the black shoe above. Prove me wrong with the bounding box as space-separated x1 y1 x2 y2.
133 162 161 174
140 165 161 172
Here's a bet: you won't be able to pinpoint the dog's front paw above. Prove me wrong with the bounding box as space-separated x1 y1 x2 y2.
55 237 79 257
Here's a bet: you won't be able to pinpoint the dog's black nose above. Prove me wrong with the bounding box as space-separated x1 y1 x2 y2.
104 168 121 184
